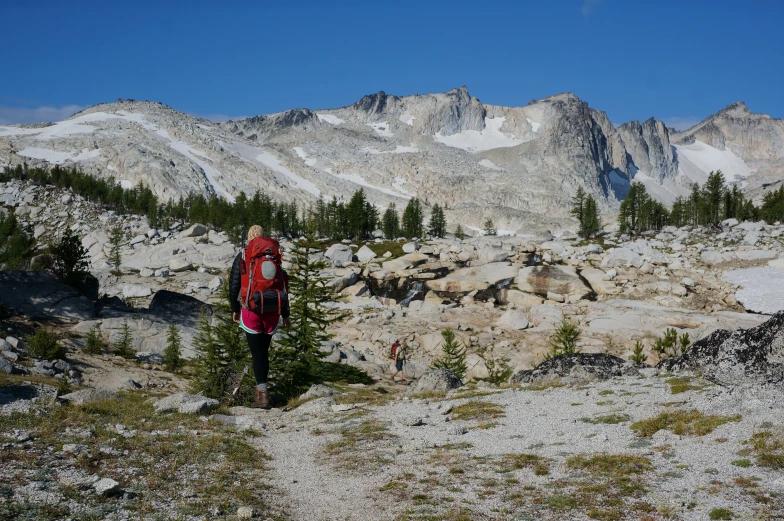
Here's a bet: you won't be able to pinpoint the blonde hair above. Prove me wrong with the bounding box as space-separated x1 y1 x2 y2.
247 225 263 241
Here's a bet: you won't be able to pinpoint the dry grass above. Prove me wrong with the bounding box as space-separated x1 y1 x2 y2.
630 409 741 437
0 390 284 520
450 401 505 422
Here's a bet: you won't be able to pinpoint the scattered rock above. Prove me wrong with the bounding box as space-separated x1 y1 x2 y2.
408 369 463 393
153 393 220 414
59 388 120 405
93 478 120 496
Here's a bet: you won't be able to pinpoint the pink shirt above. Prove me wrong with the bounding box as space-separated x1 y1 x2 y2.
240 309 280 335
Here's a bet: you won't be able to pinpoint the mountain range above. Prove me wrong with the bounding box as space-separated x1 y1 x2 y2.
1 87 782 233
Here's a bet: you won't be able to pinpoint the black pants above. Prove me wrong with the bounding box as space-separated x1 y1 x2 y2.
246 332 272 385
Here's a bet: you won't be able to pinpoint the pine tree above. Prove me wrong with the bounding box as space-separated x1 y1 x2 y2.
50 228 89 286
652 328 690 359
544 319 581 360
382 203 400 240
114 320 135 359
702 170 726 226
108 225 124 275
401 198 424 238
274 228 348 396
84 325 104 355
428 204 447 238
579 194 602 238
630 340 647 365
164 324 184 371
431 328 467 380
190 311 228 399
570 186 586 228
454 224 465 240
483 218 497 236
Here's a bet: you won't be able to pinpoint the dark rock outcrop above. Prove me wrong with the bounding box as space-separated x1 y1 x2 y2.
0 271 95 323
511 353 640 384
408 369 464 394
658 311 784 385
145 290 212 329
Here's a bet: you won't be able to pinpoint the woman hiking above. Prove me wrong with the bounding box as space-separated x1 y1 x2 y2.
229 225 291 409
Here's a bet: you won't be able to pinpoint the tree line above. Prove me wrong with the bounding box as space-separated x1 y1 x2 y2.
1 164 451 242
615 170 780 235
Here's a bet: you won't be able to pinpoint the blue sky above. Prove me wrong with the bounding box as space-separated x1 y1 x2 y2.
1 0 782 128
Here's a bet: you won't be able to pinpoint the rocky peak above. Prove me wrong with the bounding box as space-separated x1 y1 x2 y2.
617 117 676 181
351 91 391 116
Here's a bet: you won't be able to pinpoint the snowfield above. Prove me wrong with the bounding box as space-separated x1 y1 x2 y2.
526 117 541 133
18 147 101 164
723 267 784 314
293 147 318 167
434 117 524 153
332 173 411 199
317 114 344 125
674 140 753 184
399 113 415 126
478 159 501 170
366 121 394 137
362 144 419 155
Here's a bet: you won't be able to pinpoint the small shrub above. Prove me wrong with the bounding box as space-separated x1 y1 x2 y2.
27 328 66 360
653 328 690 359
84 325 104 355
731 459 752 468
544 319 581 360
164 325 183 371
113 321 136 359
630 340 647 364
431 328 467 380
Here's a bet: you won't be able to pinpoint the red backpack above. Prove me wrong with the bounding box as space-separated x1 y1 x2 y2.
390 342 401 359
239 237 288 313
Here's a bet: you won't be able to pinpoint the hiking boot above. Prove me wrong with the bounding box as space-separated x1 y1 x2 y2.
252 389 270 409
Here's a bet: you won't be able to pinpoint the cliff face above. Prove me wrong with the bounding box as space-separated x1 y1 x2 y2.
617 118 677 182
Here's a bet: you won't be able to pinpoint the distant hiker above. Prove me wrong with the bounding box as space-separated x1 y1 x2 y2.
391 341 407 381
229 225 290 409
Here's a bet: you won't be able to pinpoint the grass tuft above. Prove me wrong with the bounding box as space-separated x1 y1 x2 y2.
630 409 741 437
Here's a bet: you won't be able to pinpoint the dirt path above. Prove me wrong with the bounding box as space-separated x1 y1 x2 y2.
252 415 398 521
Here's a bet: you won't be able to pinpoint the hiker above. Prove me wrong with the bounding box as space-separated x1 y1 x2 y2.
390 341 407 381
229 225 291 409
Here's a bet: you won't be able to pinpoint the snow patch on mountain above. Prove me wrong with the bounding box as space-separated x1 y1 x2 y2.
434 117 524 153
392 176 412 196
120 179 134 189
153 127 234 202
526 118 541 133
367 121 394 137
333 173 411 200
674 140 753 184
293 147 318 167
251 148 321 197
632 171 679 205
18 147 101 165
478 159 501 170
317 114 344 125
362 144 419 154
399 113 415 126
